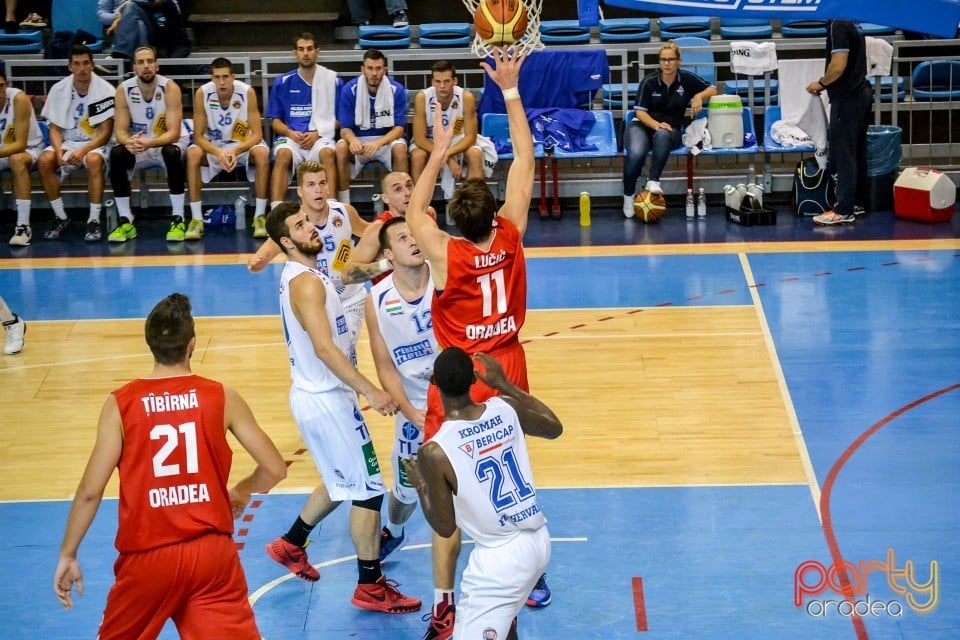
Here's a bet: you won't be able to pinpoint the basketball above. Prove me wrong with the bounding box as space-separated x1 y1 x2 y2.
474 0 529 47
634 191 667 223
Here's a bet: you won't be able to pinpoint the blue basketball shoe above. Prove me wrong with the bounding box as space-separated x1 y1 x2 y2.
379 526 405 562
525 573 552 607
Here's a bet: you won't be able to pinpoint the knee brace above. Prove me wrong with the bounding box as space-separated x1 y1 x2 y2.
352 494 384 512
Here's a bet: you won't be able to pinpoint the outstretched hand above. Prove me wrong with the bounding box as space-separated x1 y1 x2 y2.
480 46 527 93
473 352 509 390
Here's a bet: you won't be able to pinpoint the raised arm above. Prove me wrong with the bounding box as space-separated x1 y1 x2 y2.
341 219 389 284
407 117 454 286
474 352 562 440
481 48 532 236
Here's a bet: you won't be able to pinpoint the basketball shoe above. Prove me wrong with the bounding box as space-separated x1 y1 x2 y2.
252 215 268 238
108 218 137 242
379 526 405 562
265 537 320 582
351 577 422 613
421 603 455 640
525 573 552 607
3 315 25 355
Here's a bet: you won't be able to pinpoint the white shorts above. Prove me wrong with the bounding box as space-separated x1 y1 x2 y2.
195 141 268 183
43 141 111 181
288 385 386 502
455 526 551 640
0 144 42 170
345 137 407 179
341 292 366 366
128 136 190 174
409 141 494 198
272 136 336 176
390 412 425 505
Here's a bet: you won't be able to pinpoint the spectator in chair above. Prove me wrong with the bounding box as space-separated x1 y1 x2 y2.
108 0 191 61
335 48 408 206
411 60 495 207
266 32 342 222
4 0 49 32
622 40 716 218
2 66 47 247
37 44 116 243
108 45 191 243
348 0 408 28
185 57 270 241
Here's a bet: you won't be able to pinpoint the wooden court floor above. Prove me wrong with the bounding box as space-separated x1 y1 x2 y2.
2 239 958 639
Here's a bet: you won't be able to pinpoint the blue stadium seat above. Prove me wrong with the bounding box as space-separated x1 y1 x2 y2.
480 113 545 160
540 20 592 44
553 110 618 159
719 18 773 39
725 79 778 105
673 36 715 85
623 111 688 157
599 18 651 43
601 82 640 109
0 29 42 53
868 76 906 103
911 60 960 101
780 20 827 37
418 23 472 48
858 23 896 36
658 16 712 40
762 105 814 153
358 25 411 49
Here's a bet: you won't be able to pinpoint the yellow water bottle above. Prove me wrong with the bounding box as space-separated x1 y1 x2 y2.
579 191 591 227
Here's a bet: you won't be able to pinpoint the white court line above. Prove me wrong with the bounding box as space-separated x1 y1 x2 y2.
738 253 823 522
248 537 588 607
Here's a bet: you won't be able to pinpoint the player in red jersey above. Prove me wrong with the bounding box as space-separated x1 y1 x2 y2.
53 293 287 639
340 170 437 286
405 47 550 640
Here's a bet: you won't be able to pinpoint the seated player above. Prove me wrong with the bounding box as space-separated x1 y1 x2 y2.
2 68 47 246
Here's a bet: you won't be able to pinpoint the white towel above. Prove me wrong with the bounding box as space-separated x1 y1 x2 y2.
729 41 778 76
777 59 830 169
682 118 712 155
770 121 814 148
865 36 893 77
309 65 338 140
475 134 498 173
356 77 395 131
42 72 115 130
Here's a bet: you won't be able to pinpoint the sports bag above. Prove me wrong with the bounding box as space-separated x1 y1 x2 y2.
792 157 836 216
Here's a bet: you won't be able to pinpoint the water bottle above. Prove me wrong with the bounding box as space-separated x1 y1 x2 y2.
685 189 695 220
579 191 591 227
735 183 748 202
746 183 764 207
697 187 707 219
104 198 118 230
724 185 740 211
234 195 248 230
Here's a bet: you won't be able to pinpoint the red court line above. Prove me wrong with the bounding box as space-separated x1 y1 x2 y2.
819 383 960 640
632 577 648 631
251 500 262 509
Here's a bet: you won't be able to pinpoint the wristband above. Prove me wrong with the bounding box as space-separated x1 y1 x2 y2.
378 258 390 273
817 79 828 89
502 87 521 101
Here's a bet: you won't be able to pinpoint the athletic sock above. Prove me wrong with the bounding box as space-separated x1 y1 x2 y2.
434 589 455 613
15 200 30 226
50 198 68 220
337 189 350 204
282 516 317 548
169 193 185 219
357 558 383 584
189 201 203 221
270 200 283 211
255 198 267 218
88 203 102 223
116 197 133 221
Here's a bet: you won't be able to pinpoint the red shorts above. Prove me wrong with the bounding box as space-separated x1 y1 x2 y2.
424 343 528 441
98 532 260 640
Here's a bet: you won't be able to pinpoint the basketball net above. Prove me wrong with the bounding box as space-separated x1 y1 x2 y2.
461 0 545 58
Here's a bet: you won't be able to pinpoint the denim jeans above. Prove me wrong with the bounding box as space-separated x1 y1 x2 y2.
348 0 407 23
111 2 150 59
622 121 681 195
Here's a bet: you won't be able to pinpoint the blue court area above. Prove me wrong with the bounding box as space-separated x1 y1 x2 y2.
2 247 959 638
1 253 753 321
